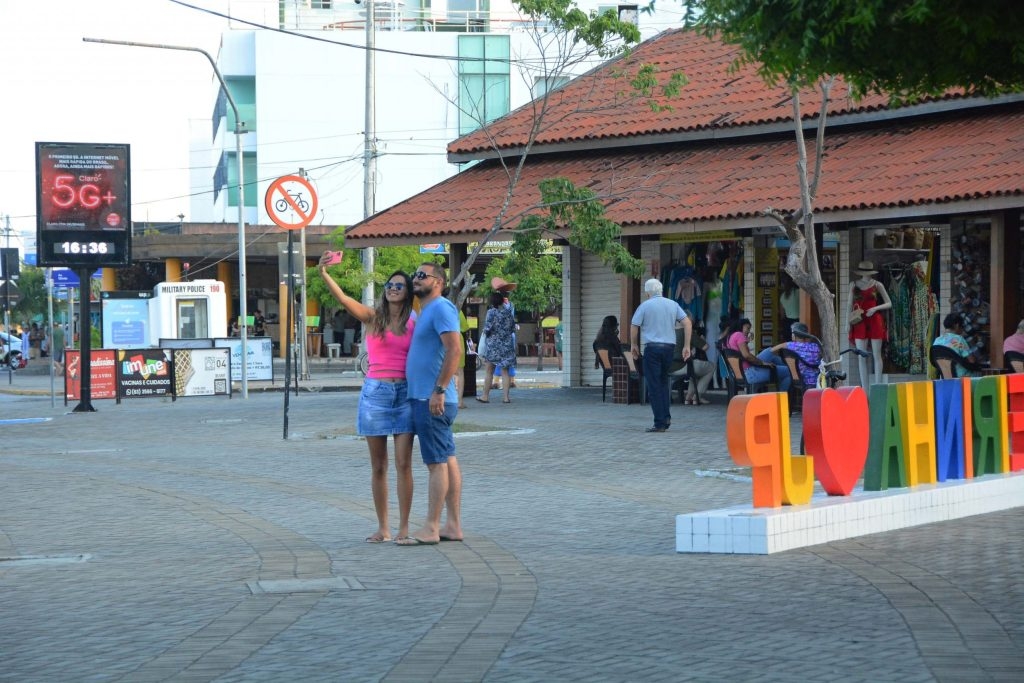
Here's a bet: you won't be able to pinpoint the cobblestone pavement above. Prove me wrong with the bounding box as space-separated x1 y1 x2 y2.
2 366 1023 682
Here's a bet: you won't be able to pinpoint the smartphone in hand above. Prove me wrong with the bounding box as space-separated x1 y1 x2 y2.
324 250 343 265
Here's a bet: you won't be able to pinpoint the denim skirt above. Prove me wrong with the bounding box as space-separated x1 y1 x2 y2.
357 379 413 437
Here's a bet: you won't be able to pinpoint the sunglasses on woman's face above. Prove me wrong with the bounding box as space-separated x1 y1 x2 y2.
384 282 405 291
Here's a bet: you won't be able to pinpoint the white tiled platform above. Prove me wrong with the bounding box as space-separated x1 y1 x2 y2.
676 472 1024 554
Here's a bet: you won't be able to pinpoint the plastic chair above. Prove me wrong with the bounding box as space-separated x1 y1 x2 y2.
929 344 981 379
594 346 614 402
718 348 750 398
1004 350 1024 373
720 347 778 398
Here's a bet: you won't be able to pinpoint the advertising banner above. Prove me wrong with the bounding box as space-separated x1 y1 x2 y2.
215 337 274 381
35 141 131 267
173 348 231 397
117 348 172 398
64 349 118 401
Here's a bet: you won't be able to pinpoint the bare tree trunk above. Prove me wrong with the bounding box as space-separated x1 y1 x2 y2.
766 82 839 361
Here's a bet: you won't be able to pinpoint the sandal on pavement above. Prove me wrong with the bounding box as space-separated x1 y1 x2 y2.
475 397 489 403
395 536 439 546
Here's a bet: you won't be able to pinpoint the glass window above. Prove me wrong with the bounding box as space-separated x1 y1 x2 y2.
177 299 209 339
211 89 226 141
225 152 258 208
458 35 509 135
213 153 227 204
225 77 257 133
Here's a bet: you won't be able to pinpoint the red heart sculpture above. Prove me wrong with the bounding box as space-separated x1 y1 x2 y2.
803 386 870 495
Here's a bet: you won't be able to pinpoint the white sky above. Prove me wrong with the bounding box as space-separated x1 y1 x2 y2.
0 0 274 241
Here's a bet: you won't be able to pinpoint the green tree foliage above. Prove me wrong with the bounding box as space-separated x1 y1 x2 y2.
517 0 640 55
681 0 1024 100
304 230 425 311
520 177 644 279
482 236 562 321
11 266 46 321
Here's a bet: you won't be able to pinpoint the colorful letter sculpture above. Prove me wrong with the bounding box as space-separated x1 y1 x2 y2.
721 365 1024 517
802 387 869 495
899 381 937 486
934 378 971 481
726 392 813 507
1008 373 1024 472
972 375 1009 476
863 383 908 491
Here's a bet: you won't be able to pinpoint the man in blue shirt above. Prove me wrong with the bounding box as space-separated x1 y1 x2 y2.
398 262 464 545
630 278 691 432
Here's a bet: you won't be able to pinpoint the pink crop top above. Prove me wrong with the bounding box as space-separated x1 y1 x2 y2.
364 322 415 379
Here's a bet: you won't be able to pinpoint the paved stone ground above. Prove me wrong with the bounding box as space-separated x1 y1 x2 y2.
2 365 1023 682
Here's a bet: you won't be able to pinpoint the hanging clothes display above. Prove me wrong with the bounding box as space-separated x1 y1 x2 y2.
883 258 937 374
671 264 703 323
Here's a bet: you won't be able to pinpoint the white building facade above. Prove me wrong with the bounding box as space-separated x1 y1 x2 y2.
189 1 673 227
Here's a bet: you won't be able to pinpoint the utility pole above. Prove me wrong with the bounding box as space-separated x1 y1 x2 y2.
2 214 11 384
298 167 310 379
362 0 377 310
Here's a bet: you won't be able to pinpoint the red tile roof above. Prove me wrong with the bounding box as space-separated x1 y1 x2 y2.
346 28 1023 245
448 29 939 156
346 108 1024 245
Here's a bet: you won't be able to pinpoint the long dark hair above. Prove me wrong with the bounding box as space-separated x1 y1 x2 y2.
594 315 621 348
727 317 751 336
366 270 413 338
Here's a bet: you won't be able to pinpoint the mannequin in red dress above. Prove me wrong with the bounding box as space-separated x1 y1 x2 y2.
848 261 892 389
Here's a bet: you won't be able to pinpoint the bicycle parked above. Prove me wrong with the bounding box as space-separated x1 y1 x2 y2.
813 346 871 389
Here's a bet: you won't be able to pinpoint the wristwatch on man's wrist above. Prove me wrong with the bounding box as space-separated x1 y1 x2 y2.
433 385 446 395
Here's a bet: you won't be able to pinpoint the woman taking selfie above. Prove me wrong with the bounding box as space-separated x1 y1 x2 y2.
319 252 416 543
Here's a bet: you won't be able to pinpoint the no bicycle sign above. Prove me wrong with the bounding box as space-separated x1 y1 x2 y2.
265 175 318 230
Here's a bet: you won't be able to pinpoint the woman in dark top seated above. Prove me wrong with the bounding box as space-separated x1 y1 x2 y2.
593 315 639 378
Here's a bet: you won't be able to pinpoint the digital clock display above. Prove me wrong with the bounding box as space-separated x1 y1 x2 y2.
55 241 115 256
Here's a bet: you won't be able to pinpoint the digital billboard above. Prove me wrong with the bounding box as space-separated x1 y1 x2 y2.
35 141 132 267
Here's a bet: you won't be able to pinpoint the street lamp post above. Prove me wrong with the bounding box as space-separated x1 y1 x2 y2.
83 37 250 398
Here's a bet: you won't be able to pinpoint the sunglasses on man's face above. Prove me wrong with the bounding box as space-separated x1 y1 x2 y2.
384 282 405 291
413 271 438 281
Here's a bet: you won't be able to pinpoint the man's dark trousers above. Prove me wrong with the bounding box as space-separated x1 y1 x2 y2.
642 343 675 429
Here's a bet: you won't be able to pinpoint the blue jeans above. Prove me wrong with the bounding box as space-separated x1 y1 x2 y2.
642 343 675 429
743 349 791 391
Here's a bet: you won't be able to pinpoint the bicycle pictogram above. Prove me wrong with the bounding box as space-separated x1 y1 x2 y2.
275 192 310 214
